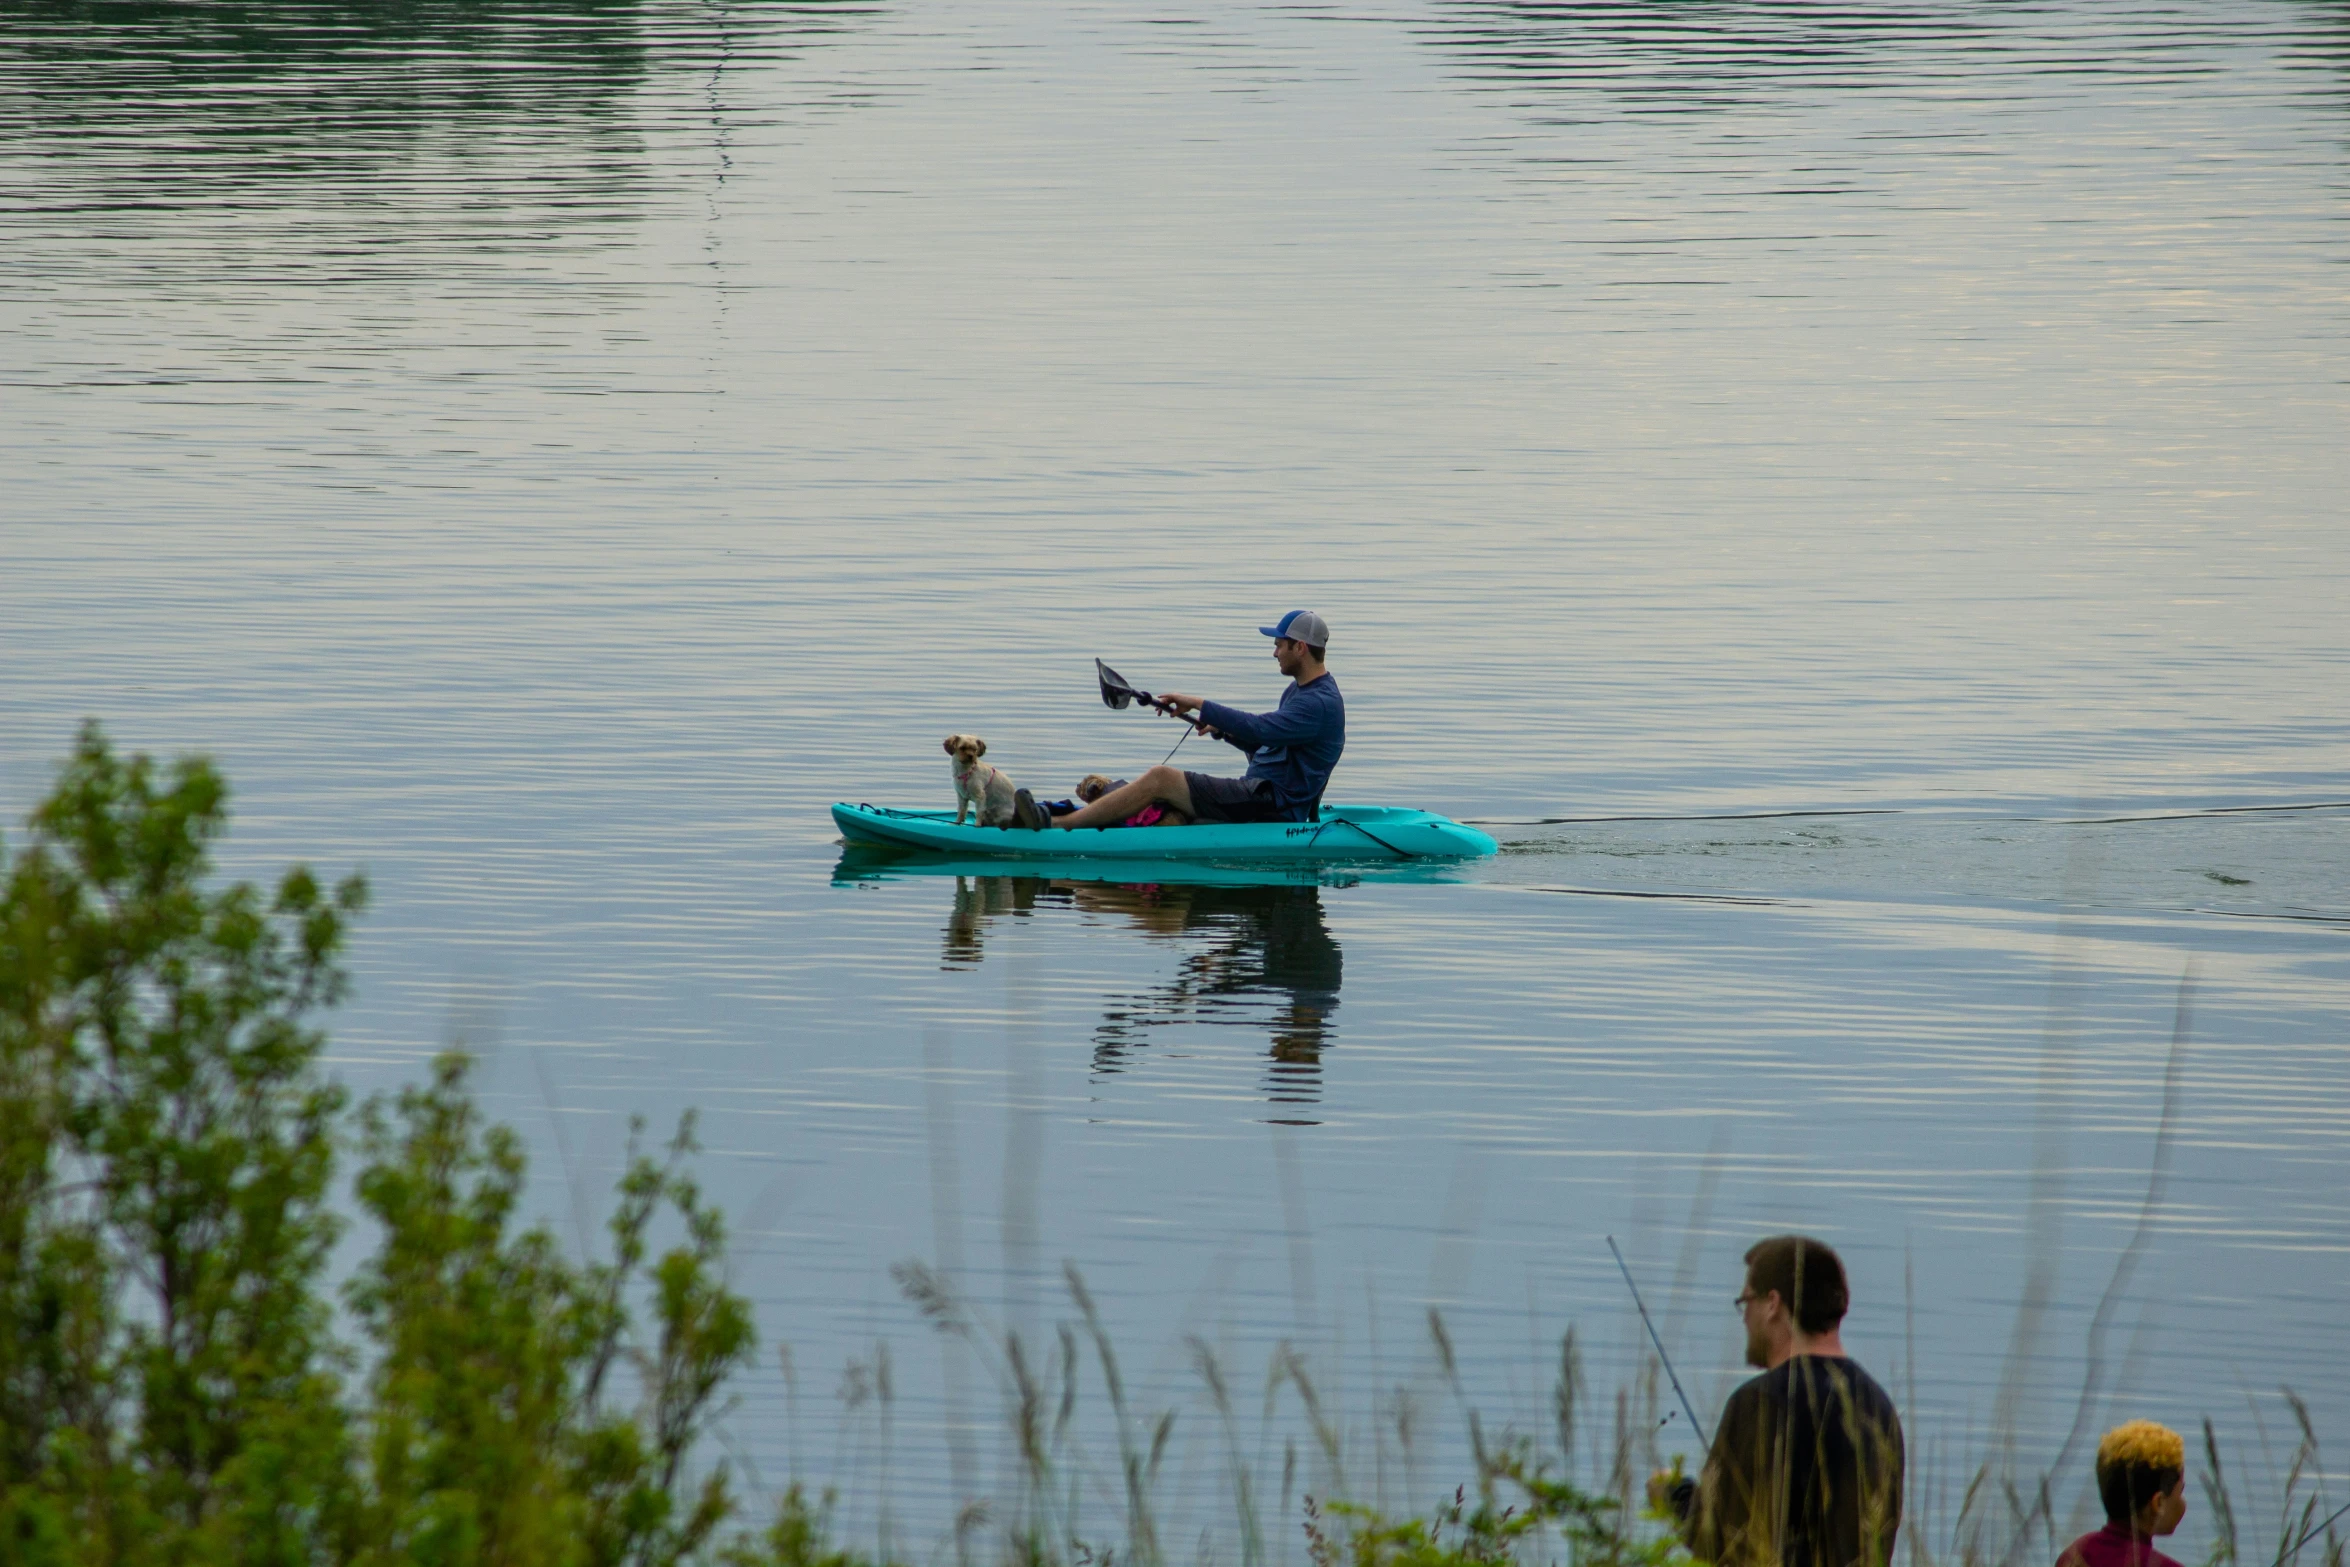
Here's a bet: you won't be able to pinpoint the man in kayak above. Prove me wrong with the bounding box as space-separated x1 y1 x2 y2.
1015 610 1345 830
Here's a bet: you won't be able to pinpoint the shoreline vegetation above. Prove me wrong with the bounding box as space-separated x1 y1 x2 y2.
2 725 2337 1567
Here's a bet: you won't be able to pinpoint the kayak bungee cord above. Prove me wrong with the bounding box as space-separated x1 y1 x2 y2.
1311 814 1411 859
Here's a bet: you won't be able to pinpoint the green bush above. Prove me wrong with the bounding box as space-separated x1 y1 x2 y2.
1303 1451 1681 1567
0 723 767 1567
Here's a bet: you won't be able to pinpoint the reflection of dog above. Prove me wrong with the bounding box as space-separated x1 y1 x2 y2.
1076 773 1193 827
945 734 1018 826
943 873 1046 967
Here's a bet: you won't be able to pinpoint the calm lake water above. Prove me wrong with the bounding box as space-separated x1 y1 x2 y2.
4 0 2347 1552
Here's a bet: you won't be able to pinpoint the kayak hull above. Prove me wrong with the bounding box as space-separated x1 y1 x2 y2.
831 802 1497 863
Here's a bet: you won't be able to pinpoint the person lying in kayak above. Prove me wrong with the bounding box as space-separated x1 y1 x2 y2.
1014 610 1345 830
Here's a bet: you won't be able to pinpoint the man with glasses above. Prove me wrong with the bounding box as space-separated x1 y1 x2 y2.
1015 611 1344 830
1651 1235 1906 1567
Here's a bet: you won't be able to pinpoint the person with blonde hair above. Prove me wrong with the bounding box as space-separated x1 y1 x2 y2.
2057 1421 2189 1567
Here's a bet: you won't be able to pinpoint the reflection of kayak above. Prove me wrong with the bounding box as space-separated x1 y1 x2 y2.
831 802 1498 863
831 844 1470 889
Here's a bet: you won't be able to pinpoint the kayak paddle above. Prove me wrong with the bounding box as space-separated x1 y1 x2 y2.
1096 659 1223 740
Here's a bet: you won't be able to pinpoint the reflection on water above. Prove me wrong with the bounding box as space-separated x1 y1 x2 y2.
939 871 1047 969
925 869 1344 1117
0 0 877 271
1424 1 1987 105
1076 881 1341 1115
1422 1 2347 108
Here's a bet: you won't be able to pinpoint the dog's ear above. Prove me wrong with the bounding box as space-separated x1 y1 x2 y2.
973 738 987 758
944 736 960 754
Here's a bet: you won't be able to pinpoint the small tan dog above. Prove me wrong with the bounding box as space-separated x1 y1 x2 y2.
945 734 1019 826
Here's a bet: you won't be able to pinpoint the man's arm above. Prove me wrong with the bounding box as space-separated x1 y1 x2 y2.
1663 1384 1764 1566
1165 687 1335 752
1155 692 1269 752
1649 1453 1726 1558
1649 1432 1727 1551
1650 1467 1699 1537
1855 1383 1905 1567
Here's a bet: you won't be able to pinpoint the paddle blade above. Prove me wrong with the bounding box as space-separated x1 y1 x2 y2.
1096 658 1137 710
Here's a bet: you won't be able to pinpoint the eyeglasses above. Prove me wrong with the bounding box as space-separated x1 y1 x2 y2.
1732 1292 1758 1315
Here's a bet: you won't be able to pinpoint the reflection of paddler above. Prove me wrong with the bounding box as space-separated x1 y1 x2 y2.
929 874 1345 1102
1084 883 1341 1099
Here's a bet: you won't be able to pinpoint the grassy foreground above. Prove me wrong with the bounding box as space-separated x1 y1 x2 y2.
2 725 2337 1567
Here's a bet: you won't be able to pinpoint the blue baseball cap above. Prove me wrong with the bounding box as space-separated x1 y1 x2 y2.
1259 609 1330 646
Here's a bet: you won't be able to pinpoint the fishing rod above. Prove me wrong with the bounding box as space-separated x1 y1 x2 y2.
1607 1235 1712 1455
2283 1499 2350 1560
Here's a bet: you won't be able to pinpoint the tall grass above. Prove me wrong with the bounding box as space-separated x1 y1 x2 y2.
741 1260 2339 1567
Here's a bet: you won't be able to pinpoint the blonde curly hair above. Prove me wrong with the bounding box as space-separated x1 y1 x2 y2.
2096 1421 2185 1522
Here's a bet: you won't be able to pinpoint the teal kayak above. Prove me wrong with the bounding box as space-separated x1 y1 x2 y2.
831 802 1497 863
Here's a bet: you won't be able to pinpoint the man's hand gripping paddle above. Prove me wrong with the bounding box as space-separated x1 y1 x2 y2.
1097 658 1224 766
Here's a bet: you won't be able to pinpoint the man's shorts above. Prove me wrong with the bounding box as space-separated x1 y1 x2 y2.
1182 772 1295 825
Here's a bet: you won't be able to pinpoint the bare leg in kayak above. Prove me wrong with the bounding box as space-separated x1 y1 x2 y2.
1039 765 1194 829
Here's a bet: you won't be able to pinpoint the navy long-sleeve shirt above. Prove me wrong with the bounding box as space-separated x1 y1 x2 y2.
1198 673 1345 819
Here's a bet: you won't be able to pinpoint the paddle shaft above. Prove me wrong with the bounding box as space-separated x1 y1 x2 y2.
1125 683 1225 741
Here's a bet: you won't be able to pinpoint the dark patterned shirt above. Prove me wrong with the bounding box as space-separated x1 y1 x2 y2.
1669 1356 1905 1567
